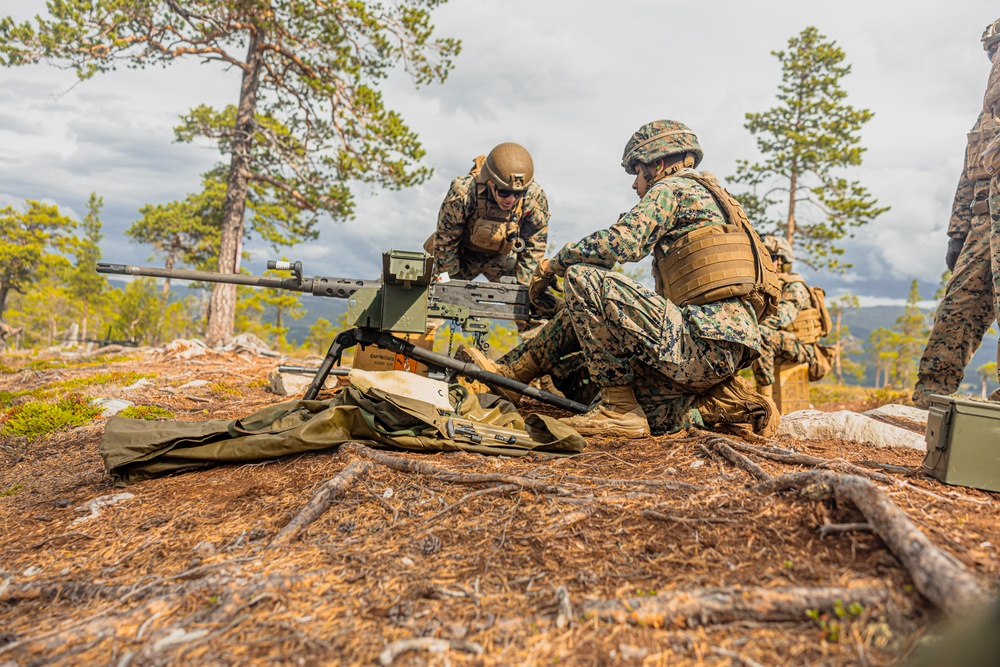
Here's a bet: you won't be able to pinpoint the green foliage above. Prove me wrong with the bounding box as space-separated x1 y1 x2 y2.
865 284 929 391
891 280 930 389
823 292 865 384
2 0 460 344
976 361 997 399
234 263 306 349
65 193 111 340
0 199 77 320
810 383 867 408
730 27 888 271
115 278 168 345
1 394 102 438
128 171 225 273
119 405 175 420
0 371 152 408
303 317 338 356
0 483 23 497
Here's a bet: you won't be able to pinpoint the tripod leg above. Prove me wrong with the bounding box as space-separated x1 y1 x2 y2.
304 329 358 400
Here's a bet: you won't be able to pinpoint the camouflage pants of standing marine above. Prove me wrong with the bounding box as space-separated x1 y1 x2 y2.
990 176 1000 397
501 264 756 434
752 325 816 386
915 191 994 407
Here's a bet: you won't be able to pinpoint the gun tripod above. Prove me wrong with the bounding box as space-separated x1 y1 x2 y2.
304 327 589 414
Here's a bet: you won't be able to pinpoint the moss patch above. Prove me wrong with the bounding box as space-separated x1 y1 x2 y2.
119 405 175 420
1 395 103 439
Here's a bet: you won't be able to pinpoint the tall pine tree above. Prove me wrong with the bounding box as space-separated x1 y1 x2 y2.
731 26 888 271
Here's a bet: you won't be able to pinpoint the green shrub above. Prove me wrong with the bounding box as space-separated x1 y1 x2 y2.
1 395 103 438
119 405 175 420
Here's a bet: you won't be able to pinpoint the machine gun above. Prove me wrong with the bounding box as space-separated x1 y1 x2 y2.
97 250 587 413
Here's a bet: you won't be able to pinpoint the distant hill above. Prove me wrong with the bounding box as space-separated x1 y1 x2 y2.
838 306 998 395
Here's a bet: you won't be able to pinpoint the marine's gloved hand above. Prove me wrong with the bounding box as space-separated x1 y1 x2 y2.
946 235 965 271
528 258 563 318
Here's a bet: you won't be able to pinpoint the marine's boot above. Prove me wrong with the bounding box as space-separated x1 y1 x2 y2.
695 375 780 437
455 346 541 405
989 388 1000 404
757 383 773 400
559 386 651 438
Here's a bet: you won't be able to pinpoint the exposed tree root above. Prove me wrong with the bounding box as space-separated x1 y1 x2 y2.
701 437 771 482
340 442 571 495
575 585 887 628
758 471 990 615
269 459 373 549
726 440 894 483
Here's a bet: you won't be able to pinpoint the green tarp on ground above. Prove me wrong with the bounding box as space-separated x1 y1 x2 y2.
100 385 586 486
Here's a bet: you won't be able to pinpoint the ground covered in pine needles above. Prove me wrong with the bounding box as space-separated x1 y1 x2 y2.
1 345 997 666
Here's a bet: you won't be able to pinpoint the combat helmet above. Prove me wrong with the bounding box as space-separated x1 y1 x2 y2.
762 235 795 265
481 142 534 191
983 18 1000 51
621 120 704 175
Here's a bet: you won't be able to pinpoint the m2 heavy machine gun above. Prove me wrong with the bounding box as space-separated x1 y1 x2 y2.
97 250 587 413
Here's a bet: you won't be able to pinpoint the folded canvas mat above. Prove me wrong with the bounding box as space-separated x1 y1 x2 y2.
100 371 585 486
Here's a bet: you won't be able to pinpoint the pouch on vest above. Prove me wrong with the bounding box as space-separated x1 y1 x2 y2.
658 173 780 321
787 284 830 344
965 117 998 181
808 343 837 382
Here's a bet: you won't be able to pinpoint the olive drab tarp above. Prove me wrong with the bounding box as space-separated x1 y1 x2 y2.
99 385 586 486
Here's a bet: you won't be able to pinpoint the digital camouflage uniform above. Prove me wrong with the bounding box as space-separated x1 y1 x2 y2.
433 175 549 285
987 39 1000 394
753 277 817 386
913 115 994 407
499 169 762 434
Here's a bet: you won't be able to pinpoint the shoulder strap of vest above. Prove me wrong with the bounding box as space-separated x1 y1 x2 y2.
470 155 487 178
675 172 782 321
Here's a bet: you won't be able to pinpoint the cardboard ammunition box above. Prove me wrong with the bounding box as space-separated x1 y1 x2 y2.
773 363 811 415
923 395 1000 492
351 327 437 377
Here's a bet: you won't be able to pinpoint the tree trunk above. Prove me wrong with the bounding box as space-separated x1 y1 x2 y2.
0 282 9 321
786 166 797 245
205 27 265 348
163 248 177 296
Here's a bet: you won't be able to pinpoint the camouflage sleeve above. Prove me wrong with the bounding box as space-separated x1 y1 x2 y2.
433 175 476 277
947 118 980 238
550 182 674 276
762 281 812 330
513 183 550 284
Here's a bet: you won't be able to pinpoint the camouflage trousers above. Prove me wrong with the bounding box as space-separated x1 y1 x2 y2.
502 265 757 434
450 250 516 282
752 325 816 386
990 175 1000 390
915 199 994 407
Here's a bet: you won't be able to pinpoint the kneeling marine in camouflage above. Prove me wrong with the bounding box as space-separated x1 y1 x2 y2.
459 120 780 438
752 236 822 398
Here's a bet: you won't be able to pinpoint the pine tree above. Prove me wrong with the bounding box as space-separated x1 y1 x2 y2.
731 26 888 271
890 280 930 389
2 2 460 346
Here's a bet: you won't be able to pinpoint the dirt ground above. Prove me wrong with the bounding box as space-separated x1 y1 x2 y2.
1 346 997 666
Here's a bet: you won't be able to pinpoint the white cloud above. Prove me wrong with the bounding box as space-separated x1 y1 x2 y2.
1 0 997 295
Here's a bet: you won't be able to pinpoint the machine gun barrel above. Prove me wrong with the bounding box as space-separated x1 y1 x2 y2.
95 263 378 299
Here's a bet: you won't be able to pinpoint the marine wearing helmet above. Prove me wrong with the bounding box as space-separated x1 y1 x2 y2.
426 142 550 285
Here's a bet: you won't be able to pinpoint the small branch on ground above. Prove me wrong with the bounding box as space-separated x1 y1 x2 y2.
576 586 886 628
269 459 374 550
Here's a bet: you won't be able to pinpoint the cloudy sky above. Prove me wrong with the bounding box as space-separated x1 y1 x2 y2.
1 0 997 306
